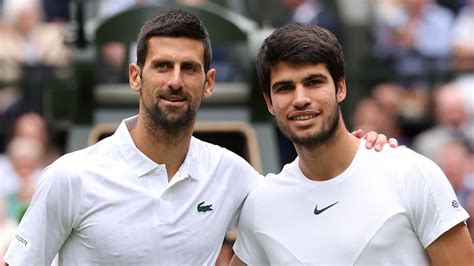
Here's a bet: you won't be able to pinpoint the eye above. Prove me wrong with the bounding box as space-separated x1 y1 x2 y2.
154 62 170 71
274 85 293 93
182 63 198 73
306 79 323 87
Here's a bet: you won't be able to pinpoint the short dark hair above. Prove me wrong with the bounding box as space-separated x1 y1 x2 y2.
136 9 212 72
256 23 345 97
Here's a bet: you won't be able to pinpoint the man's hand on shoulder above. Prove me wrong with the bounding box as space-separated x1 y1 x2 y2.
352 129 399 152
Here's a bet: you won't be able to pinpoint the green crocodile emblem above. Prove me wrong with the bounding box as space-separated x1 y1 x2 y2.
197 201 213 212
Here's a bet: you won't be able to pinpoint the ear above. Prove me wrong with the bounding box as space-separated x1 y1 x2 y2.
129 63 141 92
336 79 347 103
263 92 274 115
202 68 215 98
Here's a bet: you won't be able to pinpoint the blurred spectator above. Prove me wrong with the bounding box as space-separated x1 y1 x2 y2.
10 112 60 166
3 137 43 222
452 0 474 75
0 0 71 82
351 97 387 133
279 0 342 39
370 82 417 143
436 140 473 206
412 82 474 160
0 0 72 137
383 82 432 140
451 0 474 121
372 0 404 22
0 113 58 224
454 77 474 124
372 0 455 82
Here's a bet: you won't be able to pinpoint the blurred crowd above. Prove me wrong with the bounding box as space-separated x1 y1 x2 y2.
0 0 473 262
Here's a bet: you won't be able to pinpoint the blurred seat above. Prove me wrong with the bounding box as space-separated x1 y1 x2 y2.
91 2 258 108
87 121 262 172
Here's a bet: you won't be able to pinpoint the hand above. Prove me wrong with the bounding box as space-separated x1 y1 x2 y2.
351 129 398 152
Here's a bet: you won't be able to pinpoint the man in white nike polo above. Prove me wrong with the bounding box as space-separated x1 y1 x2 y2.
231 23 473 265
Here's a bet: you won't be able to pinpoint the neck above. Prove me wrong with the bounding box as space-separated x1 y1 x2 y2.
131 115 194 181
295 122 360 181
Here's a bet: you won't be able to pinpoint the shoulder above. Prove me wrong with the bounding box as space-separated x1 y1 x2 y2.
38 139 112 187
380 146 441 172
369 146 442 181
373 147 452 199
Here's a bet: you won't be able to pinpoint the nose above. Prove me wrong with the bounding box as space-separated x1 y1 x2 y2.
167 65 184 90
292 85 310 108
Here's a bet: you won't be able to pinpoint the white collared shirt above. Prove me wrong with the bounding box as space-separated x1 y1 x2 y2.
5 116 262 265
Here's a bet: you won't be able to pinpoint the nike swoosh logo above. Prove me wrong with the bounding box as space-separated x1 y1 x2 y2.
314 201 339 215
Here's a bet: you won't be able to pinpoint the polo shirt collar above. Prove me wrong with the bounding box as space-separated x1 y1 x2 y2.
112 116 203 181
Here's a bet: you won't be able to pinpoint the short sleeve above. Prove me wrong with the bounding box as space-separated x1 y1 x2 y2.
401 150 470 248
4 159 82 265
233 189 268 265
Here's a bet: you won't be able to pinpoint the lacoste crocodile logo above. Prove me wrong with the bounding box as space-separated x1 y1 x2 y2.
314 201 339 215
197 201 213 212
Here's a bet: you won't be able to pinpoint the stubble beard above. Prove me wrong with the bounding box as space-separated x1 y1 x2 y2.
277 101 341 147
145 100 195 130
141 85 197 134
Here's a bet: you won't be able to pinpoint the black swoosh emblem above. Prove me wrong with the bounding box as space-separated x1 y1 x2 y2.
314 201 339 215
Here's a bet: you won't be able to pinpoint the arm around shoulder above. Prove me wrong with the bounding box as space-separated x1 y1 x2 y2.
427 223 474 266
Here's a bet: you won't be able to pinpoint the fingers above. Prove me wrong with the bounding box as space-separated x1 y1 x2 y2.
358 130 400 151
364 131 382 150
351 129 365 139
373 133 388 151
388 138 399 148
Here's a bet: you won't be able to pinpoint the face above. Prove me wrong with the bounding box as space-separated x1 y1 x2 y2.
129 37 215 129
264 62 346 146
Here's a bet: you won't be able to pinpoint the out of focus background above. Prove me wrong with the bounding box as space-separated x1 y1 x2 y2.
0 0 473 262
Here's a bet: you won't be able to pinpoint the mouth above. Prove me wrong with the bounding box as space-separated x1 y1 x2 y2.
160 95 186 102
159 95 188 109
288 112 320 127
290 114 318 121
289 111 320 120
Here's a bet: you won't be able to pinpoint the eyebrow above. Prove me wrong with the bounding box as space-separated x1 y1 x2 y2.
271 73 329 91
149 59 171 65
149 59 202 68
182 60 203 69
302 73 328 83
271 80 293 91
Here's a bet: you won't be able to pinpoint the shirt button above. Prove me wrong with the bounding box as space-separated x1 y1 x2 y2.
162 193 168 200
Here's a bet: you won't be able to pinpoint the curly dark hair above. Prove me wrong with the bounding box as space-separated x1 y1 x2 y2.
257 23 345 97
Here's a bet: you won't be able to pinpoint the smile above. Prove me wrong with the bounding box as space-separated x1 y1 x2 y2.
160 96 186 102
291 114 317 121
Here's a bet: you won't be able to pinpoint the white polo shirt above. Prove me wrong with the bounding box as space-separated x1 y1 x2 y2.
234 140 469 265
4 116 262 265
